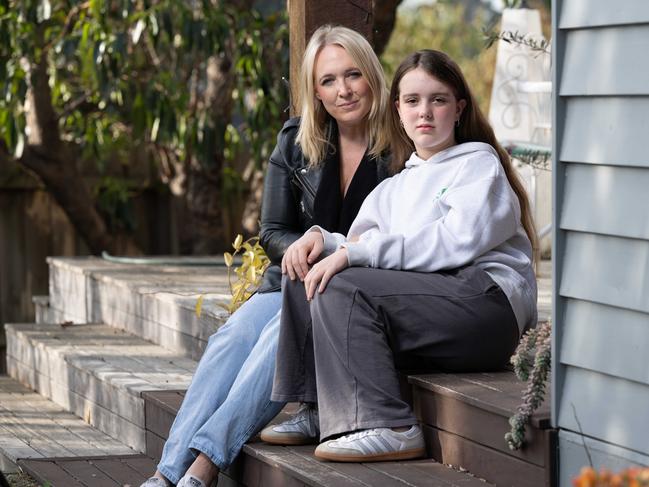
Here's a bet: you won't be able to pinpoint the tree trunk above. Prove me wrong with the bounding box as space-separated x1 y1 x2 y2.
182 0 254 254
372 0 402 56
19 57 141 256
182 53 234 254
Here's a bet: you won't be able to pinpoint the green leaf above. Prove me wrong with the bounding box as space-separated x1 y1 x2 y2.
195 294 204 317
90 0 102 19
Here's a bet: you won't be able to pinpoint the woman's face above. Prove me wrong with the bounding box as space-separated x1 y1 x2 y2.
313 44 372 128
396 67 466 160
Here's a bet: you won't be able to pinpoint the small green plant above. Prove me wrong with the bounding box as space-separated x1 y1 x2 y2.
483 28 550 54
506 319 552 450
503 142 552 171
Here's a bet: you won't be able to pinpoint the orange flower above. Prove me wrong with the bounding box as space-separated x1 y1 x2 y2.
573 467 649 487
574 467 598 487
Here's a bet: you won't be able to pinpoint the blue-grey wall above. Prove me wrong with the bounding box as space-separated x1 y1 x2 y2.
552 1 649 484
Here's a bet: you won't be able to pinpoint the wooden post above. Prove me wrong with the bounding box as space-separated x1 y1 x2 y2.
287 0 373 116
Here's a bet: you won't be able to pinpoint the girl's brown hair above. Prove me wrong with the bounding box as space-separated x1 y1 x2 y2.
388 49 538 261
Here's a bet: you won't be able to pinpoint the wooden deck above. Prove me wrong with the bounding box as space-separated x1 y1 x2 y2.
0 256 554 486
19 455 157 487
2 383 497 487
0 377 134 466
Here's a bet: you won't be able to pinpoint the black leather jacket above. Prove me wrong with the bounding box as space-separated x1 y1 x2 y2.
258 117 390 293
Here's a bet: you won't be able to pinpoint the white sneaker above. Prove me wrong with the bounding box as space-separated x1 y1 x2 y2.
314 425 426 462
140 477 170 487
260 403 320 445
176 474 210 487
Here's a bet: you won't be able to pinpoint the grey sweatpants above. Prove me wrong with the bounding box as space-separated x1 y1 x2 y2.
271 266 520 439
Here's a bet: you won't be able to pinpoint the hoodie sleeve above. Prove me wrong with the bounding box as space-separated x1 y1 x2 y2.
305 225 346 255
342 154 521 271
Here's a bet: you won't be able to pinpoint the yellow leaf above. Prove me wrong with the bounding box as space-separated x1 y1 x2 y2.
246 265 256 282
233 234 243 250
220 233 271 316
195 294 204 318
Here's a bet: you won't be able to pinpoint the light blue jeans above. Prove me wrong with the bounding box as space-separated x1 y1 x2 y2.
157 291 284 484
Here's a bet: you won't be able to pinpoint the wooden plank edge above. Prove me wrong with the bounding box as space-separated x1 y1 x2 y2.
423 424 547 487
18 458 85 487
413 385 549 466
409 375 551 429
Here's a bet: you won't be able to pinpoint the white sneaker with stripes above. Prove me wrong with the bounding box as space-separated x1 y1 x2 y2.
260 403 320 445
314 425 426 462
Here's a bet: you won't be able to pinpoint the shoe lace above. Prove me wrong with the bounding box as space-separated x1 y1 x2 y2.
340 428 378 442
292 403 317 421
280 403 318 429
296 402 316 414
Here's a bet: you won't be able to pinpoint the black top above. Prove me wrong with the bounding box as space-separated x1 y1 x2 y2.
313 145 381 236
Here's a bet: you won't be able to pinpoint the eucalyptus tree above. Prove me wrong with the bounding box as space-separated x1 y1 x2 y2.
0 0 288 254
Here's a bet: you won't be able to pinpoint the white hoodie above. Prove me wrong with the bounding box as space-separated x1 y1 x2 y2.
314 142 537 333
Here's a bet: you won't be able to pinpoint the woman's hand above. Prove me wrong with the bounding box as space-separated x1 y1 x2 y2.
304 248 349 300
282 231 325 281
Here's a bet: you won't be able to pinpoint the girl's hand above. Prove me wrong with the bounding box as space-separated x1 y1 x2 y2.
304 248 349 300
281 231 324 281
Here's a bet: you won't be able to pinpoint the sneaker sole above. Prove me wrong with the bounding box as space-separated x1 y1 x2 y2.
260 431 318 446
314 446 426 462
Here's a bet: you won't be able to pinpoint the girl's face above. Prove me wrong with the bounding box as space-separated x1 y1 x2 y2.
314 44 372 128
396 67 466 160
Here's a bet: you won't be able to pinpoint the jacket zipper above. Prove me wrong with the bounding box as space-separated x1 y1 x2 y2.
292 168 315 219
293 168 316 199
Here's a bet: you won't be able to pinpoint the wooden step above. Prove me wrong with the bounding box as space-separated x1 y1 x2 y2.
410 371 557 487
5 323 198 452
0 376 135 473
19 452 494 487
46 256 231 359
32 295 63 325
143 391 494 487
19 454 158 487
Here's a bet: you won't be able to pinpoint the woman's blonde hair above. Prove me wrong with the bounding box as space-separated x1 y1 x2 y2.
388 49 539 262
296 25 390 166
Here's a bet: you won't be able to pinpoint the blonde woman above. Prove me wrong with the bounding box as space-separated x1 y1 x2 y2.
141 25 391 487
